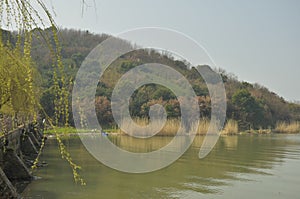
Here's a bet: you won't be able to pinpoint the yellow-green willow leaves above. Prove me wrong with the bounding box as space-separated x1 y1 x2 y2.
0 0 84 185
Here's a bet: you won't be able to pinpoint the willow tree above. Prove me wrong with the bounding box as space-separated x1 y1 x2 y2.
0 0 70 128
0 0 84 185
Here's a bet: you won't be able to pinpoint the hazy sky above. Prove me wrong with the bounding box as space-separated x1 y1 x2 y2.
45 0 300 101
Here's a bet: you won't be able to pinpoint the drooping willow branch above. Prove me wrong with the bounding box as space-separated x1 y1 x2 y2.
0 0 84 185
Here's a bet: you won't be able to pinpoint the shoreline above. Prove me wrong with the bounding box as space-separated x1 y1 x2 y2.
44 120 300 136
44 128 300 138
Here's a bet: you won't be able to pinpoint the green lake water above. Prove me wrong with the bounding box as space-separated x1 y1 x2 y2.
22 134 300 199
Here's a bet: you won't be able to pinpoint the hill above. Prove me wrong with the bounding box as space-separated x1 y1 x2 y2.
5 28 300 131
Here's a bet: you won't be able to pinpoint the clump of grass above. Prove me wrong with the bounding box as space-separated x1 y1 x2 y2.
275 121 300 134
159 119 181 136
221 119 238 135
196 118 210 135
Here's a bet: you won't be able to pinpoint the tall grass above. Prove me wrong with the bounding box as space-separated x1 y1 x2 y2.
117 118 181 136
221 119 239 135
116 117 228 136
195 118 210 135
275 121 300 134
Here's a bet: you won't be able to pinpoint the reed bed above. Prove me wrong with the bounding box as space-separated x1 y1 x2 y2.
112 118 300 136
116 117 231 136
195 118 210 135
274 121 300 134
220 119 239 135
117 118 181 136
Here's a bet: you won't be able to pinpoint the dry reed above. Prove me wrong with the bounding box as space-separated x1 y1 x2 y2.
117 117 221 136
275 121 300 134
220 119 239 135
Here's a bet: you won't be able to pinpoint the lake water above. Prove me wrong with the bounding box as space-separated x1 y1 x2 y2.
22 134 300 199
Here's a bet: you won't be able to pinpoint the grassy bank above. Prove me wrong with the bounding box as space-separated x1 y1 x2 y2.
44 127 95 134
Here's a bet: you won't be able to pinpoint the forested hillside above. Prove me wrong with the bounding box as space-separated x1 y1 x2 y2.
3 28 299 131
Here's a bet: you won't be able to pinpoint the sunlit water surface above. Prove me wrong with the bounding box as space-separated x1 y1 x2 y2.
22 134 300 199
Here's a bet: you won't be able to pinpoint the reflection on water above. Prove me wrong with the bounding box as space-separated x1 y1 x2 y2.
22 134 300 199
